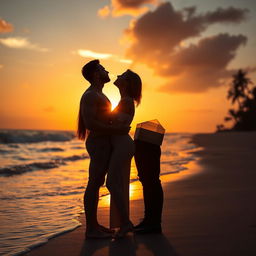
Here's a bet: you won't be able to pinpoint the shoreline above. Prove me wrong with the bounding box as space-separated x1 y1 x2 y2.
0 132 195 256
20 164 200 256
24 132 256 256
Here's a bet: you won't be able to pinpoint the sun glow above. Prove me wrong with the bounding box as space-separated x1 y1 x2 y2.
103 81 121 111
110 98 119 111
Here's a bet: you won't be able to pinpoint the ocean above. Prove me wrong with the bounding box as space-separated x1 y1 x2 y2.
0 129 199 255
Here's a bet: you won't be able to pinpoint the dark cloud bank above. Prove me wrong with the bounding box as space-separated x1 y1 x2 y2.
124 2 250 93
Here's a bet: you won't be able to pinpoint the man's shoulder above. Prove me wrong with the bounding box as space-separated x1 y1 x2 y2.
81 89 110 106
83 89 98 97
81 89 100 102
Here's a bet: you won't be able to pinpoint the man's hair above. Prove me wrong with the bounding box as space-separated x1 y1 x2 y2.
81 59 100 83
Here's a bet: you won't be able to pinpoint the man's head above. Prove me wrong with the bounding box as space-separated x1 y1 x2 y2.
81 59 110 84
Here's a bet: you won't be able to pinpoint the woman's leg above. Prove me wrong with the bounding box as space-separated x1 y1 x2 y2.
106 136 134 229
107 157 131 226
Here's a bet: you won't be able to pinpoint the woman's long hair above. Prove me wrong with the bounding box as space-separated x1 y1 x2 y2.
126 69 142 106
77 99 87 140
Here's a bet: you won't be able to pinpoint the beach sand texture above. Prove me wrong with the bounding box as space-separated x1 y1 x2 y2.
25 132 256 256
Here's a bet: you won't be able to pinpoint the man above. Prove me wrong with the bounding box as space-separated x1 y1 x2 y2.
134 140 164 234
77 59 128 239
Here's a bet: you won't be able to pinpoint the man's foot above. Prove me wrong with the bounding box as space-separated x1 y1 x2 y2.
85 229 113 239
134 223 162 234
115 221 134 238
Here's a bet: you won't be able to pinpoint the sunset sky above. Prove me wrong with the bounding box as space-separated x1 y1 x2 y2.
1 0 256 133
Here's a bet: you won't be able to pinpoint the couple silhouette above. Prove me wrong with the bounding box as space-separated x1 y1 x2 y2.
77 60 163 239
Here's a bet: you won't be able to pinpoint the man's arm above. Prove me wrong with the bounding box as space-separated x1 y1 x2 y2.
82 92 129 135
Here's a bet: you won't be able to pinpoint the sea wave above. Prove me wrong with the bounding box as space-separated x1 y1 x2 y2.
161 156 196 166
6 222 81 256
0 130 75 144
0 149 14 154
0 153 88 177
37 147 64 152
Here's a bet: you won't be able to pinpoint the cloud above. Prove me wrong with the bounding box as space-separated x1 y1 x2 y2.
124 2 249 93
160 34 247 93
204 7 249 23
0 18 13 33
76 49 112 59
98 0 159 17
97 5 111 18
0 37 48 52
74 49 132 64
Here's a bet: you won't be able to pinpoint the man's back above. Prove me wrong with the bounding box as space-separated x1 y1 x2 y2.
80 89 112 136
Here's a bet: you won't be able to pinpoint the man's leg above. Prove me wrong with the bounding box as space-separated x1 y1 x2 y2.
84 135 111 237
134 140 163 232
141 177 163 225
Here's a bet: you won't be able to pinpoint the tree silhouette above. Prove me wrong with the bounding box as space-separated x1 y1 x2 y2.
216 70 256 132
227 69 251 109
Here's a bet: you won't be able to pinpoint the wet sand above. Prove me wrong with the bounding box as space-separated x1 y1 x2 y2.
25 132 256 256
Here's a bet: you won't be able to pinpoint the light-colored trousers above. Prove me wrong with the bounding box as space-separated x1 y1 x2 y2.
106 134 135 228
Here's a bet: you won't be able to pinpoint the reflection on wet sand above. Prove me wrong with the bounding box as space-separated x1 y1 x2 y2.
80 233 178 256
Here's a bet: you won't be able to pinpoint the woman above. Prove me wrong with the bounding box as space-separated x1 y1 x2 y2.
106 69 142 238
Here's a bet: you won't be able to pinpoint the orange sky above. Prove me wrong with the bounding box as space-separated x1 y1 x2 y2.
1 0 255 133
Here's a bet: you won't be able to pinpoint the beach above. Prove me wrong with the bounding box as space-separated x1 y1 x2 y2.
22 132 256 256
0 131 195 255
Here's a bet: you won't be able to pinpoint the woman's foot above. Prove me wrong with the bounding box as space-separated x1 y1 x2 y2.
85 228 113 239
99 224 115 234
115 221 134 238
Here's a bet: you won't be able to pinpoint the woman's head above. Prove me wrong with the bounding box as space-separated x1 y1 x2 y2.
114 69 142 106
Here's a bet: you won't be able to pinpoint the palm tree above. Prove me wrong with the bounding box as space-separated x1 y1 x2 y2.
227 69 251 109
216 69 256 132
